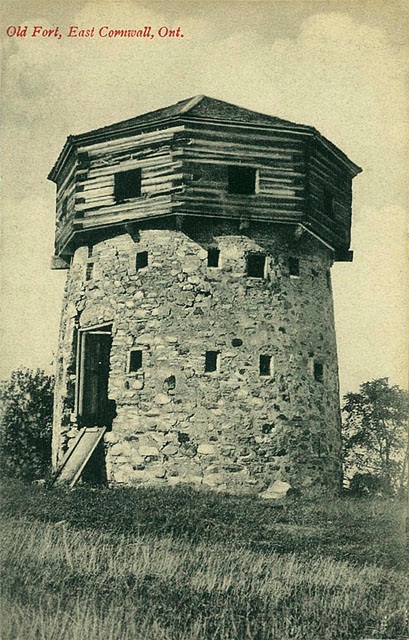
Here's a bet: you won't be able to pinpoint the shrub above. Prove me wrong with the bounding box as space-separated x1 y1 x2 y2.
349 472 392 496
0 369 54 481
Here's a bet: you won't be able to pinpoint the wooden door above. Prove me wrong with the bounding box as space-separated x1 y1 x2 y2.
78 328 112 427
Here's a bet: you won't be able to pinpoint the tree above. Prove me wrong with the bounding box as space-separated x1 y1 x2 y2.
0 369 54 481
342 378 409 495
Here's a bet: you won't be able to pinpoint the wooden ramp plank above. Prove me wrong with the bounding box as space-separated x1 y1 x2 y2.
54 427 106 488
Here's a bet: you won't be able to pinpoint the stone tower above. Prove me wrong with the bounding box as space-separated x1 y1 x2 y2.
50 96 361 493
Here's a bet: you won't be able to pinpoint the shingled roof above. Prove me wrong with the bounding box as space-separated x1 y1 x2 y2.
80 95 302 138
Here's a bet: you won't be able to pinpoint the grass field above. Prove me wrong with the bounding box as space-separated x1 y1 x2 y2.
1 480 408 640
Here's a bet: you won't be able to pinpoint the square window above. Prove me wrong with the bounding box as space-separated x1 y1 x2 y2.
129 350 142 372
85 262 94 281
136 251 148 270
289 257 300 277
323 190 335 218
314 361 324 383
114 169 142 202
228 166 257 195
165 374 176 390
246 253 266 278
205 350 219 373
259 354 272 376
207 248 220 267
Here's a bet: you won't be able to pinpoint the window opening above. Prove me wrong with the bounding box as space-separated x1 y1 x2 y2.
246 253 266 278
289 257 300 277
88 245 94 259
228 166 257 195
259 354 272 377
205 351 219 373
323 190 335 218
164 375 176 391
85 262 94 281
129 350 143 372
314 361 324 383
262 423 273 434
207 248 220 267
114 168 142 202
136 251 148 270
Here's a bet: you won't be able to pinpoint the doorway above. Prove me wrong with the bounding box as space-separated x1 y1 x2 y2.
77 324 113 427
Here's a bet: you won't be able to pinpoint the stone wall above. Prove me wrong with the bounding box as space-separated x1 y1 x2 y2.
52 220 343 493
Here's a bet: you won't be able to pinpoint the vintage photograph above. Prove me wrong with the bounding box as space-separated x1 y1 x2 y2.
1 1 408 639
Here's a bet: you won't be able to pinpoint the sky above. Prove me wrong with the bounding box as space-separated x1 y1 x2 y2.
1 0 408 396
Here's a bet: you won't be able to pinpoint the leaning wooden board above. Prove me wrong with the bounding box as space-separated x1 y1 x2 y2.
54 427 106 488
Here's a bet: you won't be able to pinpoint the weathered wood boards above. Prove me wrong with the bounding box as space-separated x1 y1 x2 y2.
54 427 106 488
49 96 361 261
175 122 306 223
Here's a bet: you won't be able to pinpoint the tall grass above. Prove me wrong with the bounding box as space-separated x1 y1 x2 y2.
1 479 407 568
1 481 408 639
1 517 408 640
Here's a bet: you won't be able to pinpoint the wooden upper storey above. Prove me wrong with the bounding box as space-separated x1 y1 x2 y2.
49 96 361 263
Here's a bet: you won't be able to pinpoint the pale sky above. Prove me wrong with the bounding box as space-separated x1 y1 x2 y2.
1 0 408 396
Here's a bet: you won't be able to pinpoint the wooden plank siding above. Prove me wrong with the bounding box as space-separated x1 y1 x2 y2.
173 123 306 225
306 139 353 251
53 119 356 258
54 126 185 255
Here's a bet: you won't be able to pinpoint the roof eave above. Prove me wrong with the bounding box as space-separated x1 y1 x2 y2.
48 115 311 183
182 116 362 175
312 129 362 177
49 113 362 184
48 135 77 183
48 116 184 182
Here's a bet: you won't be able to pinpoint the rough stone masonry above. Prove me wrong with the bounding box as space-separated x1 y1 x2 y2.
53 221 343 494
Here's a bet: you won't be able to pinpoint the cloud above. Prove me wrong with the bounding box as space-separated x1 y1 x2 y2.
200 12 408 207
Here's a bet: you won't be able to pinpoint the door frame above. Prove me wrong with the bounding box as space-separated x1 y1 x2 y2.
75 322 113 424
